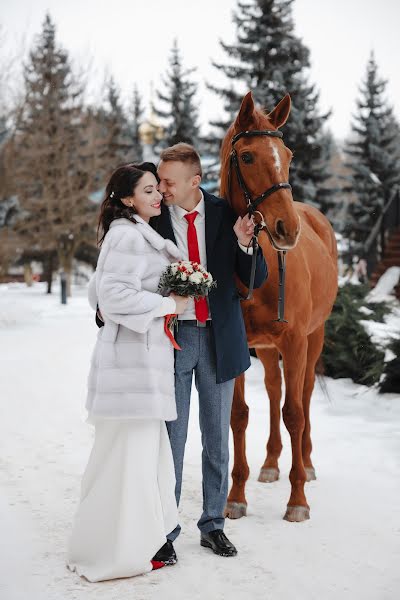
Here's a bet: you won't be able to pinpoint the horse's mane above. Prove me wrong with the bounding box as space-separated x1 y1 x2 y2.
219 106 274 203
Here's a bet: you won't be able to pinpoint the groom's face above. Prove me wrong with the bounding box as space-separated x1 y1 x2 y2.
157 160 200 207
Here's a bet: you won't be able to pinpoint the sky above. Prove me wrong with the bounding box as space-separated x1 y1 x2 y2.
1 0 399 140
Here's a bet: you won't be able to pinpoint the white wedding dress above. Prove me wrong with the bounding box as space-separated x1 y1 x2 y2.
67 419 178 582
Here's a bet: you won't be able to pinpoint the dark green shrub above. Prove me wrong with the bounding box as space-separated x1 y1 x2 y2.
364 301 392 323
322 284 386 386
379 337 400 393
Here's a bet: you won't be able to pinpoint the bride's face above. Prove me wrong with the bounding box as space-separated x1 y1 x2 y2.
123 171 162 222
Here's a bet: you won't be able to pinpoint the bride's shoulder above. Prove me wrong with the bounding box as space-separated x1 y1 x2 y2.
103 219 144 251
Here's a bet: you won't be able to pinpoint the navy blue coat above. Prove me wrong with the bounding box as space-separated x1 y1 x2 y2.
151 189 268 383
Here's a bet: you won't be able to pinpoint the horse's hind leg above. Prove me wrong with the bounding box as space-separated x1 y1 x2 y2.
256 347 282 483
225 373 249 519
302 324 325 482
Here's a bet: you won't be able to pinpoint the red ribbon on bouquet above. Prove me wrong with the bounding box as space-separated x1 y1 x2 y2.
164 314 182 351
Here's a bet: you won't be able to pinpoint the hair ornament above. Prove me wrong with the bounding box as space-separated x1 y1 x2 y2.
110 191 115 199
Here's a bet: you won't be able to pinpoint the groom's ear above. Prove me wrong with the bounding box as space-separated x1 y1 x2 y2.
191 174 201 188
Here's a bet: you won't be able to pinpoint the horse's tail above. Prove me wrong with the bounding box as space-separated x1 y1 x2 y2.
315 356 332 403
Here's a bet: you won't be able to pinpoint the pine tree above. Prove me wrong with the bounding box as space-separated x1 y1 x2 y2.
101 77 133 165
209 0 333 211
12 14 101 295
380 336 400 393
322 284 387 386
344 53 400 246
154 39 200 147
129 84 144 162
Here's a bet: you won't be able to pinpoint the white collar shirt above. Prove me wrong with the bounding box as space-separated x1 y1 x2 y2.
168 191 209 321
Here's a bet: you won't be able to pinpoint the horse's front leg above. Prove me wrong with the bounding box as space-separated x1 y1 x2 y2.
281 334 310 522
224 373 249 519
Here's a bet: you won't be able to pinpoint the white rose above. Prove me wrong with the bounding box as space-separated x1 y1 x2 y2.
180 273 188 281
189 272 203 284
171 264 178 274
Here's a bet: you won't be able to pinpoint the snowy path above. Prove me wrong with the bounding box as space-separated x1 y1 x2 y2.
1 283 399 600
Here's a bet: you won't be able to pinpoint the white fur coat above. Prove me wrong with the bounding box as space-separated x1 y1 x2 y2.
86 216 182 421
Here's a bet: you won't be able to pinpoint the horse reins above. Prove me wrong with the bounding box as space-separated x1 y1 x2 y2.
229 129 292 323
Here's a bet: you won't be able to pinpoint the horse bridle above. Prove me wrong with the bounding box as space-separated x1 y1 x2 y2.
228 128 292 322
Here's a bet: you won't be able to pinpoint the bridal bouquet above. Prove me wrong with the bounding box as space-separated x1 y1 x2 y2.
158 261 216 350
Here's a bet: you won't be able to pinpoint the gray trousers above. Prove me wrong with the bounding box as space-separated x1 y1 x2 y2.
166 324 235 541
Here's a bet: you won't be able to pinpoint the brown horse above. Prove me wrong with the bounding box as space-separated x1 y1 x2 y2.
220 92 338 522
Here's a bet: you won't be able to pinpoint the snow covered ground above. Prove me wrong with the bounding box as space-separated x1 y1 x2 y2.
1 282 400 600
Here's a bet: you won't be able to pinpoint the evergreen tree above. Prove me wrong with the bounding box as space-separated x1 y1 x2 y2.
344 53 400 246
322 284 387 386
12 14 100 295
154 39 200 147
101 77 133 165
209 0 333 211
129 84 144 162
380 336 400 393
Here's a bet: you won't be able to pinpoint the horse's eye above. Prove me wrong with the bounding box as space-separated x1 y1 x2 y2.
241 152 253 164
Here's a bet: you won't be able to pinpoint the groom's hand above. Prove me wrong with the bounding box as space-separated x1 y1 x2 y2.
234 214 255 246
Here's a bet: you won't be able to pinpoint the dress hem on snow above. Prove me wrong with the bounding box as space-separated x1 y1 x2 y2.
67 419 178 582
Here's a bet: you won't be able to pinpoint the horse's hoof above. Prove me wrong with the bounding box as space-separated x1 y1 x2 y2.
224 502 247 519
305 467 317 482
258 468 279 483
283 505 310 522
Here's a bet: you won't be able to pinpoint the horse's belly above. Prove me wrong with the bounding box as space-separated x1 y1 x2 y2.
241 301 292 347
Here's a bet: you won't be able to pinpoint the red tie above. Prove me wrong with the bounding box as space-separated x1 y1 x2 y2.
184 211 209 323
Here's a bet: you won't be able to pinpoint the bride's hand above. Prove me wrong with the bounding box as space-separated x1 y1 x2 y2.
170 293 189 315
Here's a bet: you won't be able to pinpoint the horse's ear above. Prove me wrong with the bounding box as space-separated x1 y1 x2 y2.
268 94 291 129
235 92 255 128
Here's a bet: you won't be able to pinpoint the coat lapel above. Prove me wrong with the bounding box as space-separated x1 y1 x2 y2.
150 205 177 245
138 217 181 259
204 190 223 258
110 217 181 260
150 192 223 260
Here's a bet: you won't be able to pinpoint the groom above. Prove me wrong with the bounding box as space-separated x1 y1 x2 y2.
151 143 267 562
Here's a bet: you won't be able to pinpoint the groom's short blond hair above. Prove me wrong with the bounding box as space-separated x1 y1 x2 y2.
160 143 202 177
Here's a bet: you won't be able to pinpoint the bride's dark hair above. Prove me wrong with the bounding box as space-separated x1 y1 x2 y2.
97 162 159 246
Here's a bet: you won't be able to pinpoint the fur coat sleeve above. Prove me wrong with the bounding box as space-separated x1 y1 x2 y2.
94 221 178 333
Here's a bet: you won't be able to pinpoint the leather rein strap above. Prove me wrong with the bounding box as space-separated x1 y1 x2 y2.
229 128 291 323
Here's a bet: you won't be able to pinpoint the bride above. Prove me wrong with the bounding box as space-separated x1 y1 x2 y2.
67 162 188 581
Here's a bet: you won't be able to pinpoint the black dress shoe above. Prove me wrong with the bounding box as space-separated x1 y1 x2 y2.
200 530 237 557
152 540 177 566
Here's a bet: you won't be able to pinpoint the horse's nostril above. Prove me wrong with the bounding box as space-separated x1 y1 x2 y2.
275 219 286 238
